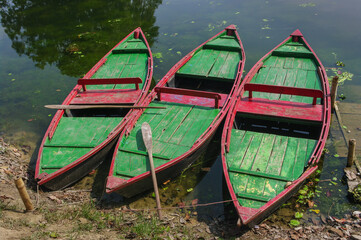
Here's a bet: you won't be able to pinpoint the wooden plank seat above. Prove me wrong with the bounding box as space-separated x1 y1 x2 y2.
112 39 149 54
70 78 142 105
237 83 324 122
154 87 223 108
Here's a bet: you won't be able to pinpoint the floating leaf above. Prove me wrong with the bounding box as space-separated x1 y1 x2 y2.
332 177 337 181
289 219 300 227
262 18 269 22
336 61 345 67
48 114 52 117
162 187 168 191
176 51 182 55
299 3 316 7
187 188 193 192
11 79 15 81
222 20 227 25
8 73 12 76
153 52 163 59
191 21 195 24
342 125 347 129
334 154 339 158
168 48 173 51
316 170 321 174
265 36 270 39
295 212 303 219
235 12 240 14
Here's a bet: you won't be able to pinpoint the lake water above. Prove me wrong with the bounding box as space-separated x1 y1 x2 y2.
0 0 360 222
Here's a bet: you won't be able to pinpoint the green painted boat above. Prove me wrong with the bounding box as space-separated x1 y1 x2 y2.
106 25 245 198
221 30 331 226
35 28 153 190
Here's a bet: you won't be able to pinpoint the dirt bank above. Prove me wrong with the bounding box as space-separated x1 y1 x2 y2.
1 137 361 239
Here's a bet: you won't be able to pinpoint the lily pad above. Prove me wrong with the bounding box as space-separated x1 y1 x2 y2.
153 52 163 59
295 212 303 219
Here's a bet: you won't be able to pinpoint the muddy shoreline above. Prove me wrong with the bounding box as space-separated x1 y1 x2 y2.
1 136 361 239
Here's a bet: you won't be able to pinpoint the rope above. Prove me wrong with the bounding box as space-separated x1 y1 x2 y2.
118 199 236 212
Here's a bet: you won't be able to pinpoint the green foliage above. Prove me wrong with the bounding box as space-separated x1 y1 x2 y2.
289 219 300 227
49 232 58 238
295 212 303 219
350 184 361 203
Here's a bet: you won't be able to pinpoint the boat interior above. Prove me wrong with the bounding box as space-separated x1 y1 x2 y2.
112 31 244 180
39 32 150 176
225 37 326 209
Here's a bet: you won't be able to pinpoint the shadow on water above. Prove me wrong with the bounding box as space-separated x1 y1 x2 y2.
94 127 224 214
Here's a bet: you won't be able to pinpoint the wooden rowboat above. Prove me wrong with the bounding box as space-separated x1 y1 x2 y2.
221 30 331 227
106 25 245 198
35 27 153 190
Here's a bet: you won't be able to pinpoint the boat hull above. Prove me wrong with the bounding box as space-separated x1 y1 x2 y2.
35 27 153 190
110 131 214 198
39 136 119 190
106 25 246 197
221 29 330 227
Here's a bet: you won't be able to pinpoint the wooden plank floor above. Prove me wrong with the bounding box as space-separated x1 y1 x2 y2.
88 35 149 90
226 128 317 209
40 117 122 174
114 101 220 179
249 41 322 104
176 34 241 81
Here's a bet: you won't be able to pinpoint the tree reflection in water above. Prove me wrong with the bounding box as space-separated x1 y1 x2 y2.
0 0 161 77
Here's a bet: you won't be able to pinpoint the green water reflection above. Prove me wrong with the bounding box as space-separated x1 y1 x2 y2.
1 0 360 222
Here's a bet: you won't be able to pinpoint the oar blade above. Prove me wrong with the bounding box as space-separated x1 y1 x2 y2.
141 122 153 151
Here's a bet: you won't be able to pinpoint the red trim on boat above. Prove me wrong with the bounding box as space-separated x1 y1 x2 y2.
106 25 246 194
35 27 153 185
221 29 331 226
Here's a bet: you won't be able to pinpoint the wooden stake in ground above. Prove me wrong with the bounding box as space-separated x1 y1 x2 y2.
141 122 162 219
347 139 356 167
14 177 34 211
331 76 339 113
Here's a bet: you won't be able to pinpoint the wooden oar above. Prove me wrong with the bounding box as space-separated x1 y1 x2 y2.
141 122 162 219
45 104 165 110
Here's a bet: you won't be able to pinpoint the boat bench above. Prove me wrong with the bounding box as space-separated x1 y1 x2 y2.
70 78 143 105
154 86 228 108
236 83 324 122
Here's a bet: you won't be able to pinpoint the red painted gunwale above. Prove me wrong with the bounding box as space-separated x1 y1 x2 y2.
106 25 246 194
221 29 331 226
35 27 153 187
